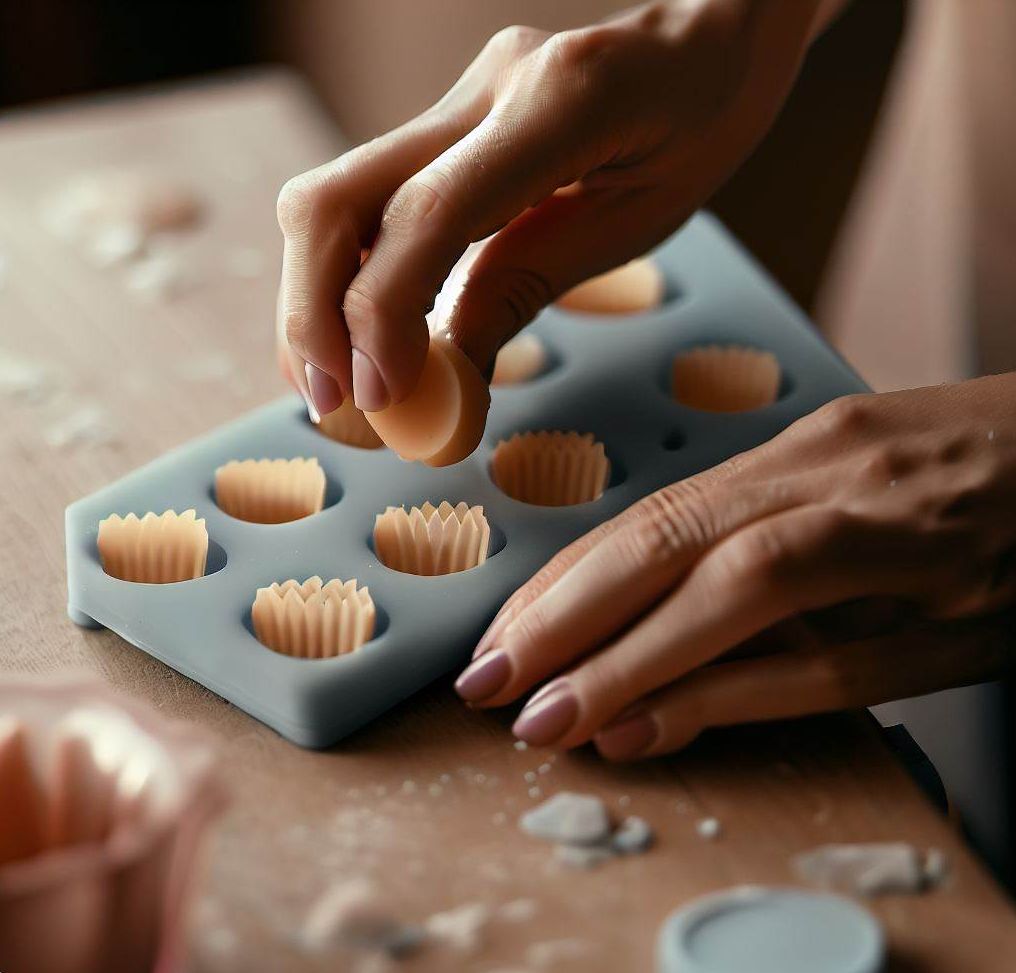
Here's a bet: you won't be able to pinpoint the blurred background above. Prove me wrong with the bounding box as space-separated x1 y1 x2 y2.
2 0 1013 885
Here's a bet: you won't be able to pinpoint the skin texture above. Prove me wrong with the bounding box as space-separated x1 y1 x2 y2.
276 0 1016 758
276 0 827 414
458 377 1016 757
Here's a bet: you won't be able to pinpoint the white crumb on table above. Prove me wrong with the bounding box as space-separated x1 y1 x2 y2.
424 902 491 954
695 817 722 840
0 351 54 403
524 771 538 784
611 816 655 855
520 792 611 846
43 403 118 449
792 842 948 896
527 786 542 800
513 740 528 751
498 898 538 923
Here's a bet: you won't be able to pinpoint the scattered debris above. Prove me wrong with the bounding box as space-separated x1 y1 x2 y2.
617 794 631 808
696 817 722 841
528 786 542 800
498 898 538 924
300 878 423 957
611 816 655 855
537 762 552 775
792 842 949 896
520 793 611 846
0 351 54 403
43 403 118 449
424 902 491 954
125 250 194 301
86 223 146 266
513 740 528 751
524 771 538 784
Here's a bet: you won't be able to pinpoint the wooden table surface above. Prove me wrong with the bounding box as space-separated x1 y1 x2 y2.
1 72 1014 973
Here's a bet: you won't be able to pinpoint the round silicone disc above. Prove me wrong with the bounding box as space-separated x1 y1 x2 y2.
656 886 884 973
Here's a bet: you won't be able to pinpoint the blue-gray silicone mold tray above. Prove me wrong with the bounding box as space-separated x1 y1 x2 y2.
65 213 866 748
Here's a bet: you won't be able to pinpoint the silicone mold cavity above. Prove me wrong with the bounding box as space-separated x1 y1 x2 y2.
65 214 866 747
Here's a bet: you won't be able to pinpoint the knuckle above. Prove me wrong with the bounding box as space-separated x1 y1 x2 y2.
486 24 545 61
814 394 872 440
283 309 312 350
341 282 382 333
276 172 326 236
381 177 451 232
855 446 909 488
635 479 717 567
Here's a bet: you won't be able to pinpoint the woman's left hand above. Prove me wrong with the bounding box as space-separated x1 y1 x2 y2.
455 374 1016 759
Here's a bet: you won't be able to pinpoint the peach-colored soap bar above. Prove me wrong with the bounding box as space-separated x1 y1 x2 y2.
364 335 490 467
556 258 664 315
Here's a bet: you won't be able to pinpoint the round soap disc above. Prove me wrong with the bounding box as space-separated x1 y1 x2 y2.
656 886 884 973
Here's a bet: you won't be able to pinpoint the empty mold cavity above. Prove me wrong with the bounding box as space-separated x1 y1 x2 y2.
556 257 668 317
670 345 782 413
491 333 554 387
373 501 492 576
97 509 225 583
0 679 222 973
214 457 327 524
250 576 377 659
491 431 611 506
313 399 385 450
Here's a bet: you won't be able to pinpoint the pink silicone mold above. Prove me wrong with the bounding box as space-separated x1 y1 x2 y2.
0 675 224 973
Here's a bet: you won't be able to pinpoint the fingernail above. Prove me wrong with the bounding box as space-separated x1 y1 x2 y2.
455 650 510 702
595 712 657 760
512 682 577 746
352 348 389 412
305 362 344 416
301 388 320 424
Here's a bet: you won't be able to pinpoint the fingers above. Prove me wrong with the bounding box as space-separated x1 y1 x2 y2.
458 462 807 708
345 43 627 404
594 612 1016 760
276 111 477 414
506 504 907 748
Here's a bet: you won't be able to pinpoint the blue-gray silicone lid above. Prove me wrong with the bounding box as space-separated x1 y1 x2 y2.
657 885 884 973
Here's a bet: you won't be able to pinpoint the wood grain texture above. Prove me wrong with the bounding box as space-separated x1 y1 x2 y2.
0 72 1013 972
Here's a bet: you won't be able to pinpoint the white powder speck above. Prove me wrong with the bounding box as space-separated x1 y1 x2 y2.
988 429 995 442
513 740 528 751
524 771 538 784
889 479 897 488
424 902 491 954
401 780 417 794
618 795 631 808
474 773 487 785
696 817 722 840
125 250 193 301
44 403 117 449
498 898 538 923
0 351 54 403
528 786 542 799
429 784 444 797
86 222 145 266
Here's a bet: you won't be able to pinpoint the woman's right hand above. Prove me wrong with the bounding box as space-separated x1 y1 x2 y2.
275 0 829 420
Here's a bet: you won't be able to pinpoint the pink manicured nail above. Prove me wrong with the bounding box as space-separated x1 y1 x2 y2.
455 650 510 702
352 348 389 412
595 712 657 760
512 683 577 746
305 362 344 416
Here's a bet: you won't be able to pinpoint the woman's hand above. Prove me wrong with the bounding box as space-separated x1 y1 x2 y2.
275 0 827 418
455 375 1016 758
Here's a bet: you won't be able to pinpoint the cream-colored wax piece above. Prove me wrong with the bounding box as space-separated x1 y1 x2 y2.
252 576 375 659
365 335 490 467
671 345 781 413
491 333 547 386
492 431 610 506
316 398 384 449
215 457 326 524
374 501 490 576
556 258 664 316
98 509 208 583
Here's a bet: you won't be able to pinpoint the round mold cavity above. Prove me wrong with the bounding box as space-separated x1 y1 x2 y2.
488 430 625 508
660 343 791 414
368 504 507 576
555 257 679 319
207 462 342 525
656 886 883 973
490 334 562 388
94 517 227 585
242 577 390 660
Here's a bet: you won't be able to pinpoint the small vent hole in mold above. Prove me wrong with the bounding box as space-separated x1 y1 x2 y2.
491 431 611 507
373 501 496 576
670 345 782 413
662 429 686 452
555 257 669 317
249 576 377 659
97 509 226 583
214 457 327 524
491 334 552 387
311 399 384 450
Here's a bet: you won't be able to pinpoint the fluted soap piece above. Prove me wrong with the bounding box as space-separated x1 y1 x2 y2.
252 576 375 659
671 345 781 413
556 258 664 315
97 509 208 583
374 501 490 576
492 431 610 507
364 335 490 467
214 457 325 524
